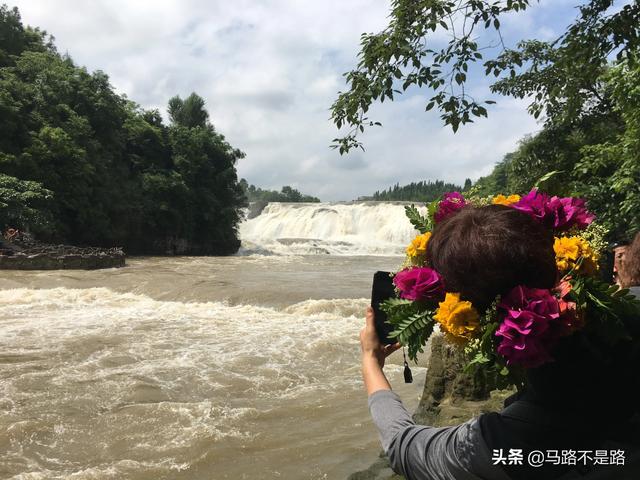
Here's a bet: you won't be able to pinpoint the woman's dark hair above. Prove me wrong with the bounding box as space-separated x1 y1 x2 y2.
619 231 640 287
426 205 557 311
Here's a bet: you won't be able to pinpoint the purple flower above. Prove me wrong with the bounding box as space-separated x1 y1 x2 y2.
434 192 467 223
495 285 562 368
549 196 595 230
511 189 549 224
511 189 594 231
393 267 445 302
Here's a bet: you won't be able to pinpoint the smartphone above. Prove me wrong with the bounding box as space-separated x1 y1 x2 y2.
371 271 397 345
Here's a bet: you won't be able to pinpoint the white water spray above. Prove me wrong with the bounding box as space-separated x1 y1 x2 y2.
239 202 420 255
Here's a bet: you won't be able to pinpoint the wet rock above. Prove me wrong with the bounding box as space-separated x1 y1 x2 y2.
0 238 125 270
247 200 269 219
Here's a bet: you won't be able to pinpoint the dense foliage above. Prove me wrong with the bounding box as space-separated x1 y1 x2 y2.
472 60 640 241
0 6 246 254
239 180 320 203
365 179 466 202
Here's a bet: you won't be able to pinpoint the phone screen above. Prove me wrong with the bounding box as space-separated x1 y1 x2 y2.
371 271 397 345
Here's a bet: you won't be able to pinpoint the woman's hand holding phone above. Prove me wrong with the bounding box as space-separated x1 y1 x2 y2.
360 307 402 368
360 307 401 395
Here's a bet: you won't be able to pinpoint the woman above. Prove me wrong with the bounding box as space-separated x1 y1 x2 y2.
612 241 629 286
360 205 640 480
619 232 640 298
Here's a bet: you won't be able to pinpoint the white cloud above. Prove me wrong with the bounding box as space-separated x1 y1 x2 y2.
11 0 568 201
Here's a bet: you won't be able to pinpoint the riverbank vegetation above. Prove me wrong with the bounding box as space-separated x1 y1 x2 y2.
0 5 246 254
471 60 640 241
239 180 320 203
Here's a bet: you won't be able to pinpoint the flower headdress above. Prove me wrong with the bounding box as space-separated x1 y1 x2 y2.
384 189 640 387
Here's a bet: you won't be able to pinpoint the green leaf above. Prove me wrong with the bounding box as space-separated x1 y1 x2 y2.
386 307 436 362
380 297 413 310
534 170 563 189
404 204 431 233
426 199 439 225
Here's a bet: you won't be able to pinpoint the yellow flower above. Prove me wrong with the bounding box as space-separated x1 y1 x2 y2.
406 232 431 258
433 292 480 342
554 236 599 275
492 194 521 206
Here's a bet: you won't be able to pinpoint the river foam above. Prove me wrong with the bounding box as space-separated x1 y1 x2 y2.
0 286 425 479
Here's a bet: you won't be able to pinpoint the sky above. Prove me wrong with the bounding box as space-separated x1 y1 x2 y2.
10 0 589 201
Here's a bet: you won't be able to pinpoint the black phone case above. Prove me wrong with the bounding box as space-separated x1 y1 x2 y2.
371 271 397 345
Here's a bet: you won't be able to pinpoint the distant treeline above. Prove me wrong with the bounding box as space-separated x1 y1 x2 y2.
365 179 469 203
240 180 320 203
0 6 246 254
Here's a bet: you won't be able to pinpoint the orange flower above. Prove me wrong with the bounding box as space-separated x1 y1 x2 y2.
433 292 479 342
554 236 599 275
492 194 521 206
406 232 431 258
553 279 584 335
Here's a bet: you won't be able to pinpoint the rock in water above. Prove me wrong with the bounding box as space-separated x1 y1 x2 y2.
0 235 125 270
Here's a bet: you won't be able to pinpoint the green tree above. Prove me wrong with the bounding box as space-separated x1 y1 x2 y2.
168 121 247 253
168 93 209 129
369 179 461 202
574 62 640 239
470 60 637 240
0 6 247 254
139 171 190 243
0 173 53 233
331 0 639 153
0 5 52 67
472 154 512 197
240 180 321 203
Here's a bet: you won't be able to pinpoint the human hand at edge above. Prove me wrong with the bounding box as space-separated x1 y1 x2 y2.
360 306 401 369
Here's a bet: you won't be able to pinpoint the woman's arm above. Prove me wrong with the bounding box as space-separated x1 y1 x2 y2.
360 308 495 480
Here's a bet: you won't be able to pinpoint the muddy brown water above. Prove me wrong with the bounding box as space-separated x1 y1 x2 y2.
0 256 426 479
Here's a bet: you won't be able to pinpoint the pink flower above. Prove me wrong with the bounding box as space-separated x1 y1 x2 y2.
550 196 595 230
434 192 467 223
511 189 594 231
393 267 445 302
510 189 549 224
495 285 562 368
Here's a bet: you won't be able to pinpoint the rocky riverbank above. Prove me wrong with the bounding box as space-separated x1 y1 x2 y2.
348 334 515 480
0 237 125 270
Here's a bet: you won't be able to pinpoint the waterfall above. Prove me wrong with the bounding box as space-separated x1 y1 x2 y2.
239 202 420 255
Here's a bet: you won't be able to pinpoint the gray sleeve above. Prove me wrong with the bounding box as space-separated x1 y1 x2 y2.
368 389 493 480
